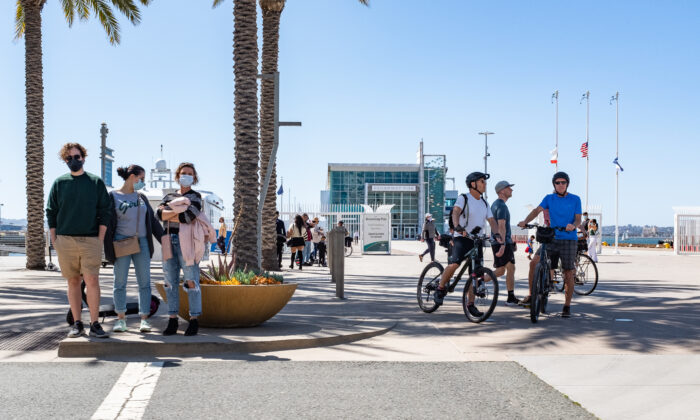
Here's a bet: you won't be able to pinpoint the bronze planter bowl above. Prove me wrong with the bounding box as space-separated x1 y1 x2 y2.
155 281 297 328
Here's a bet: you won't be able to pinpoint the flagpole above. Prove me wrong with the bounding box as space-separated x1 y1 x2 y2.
555 90 559 171
612 92 620 254
582 91 590 212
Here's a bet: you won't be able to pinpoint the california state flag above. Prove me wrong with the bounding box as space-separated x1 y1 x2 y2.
550 147 558 164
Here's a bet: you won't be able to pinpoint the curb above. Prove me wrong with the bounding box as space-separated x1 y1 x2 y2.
57 321 396 358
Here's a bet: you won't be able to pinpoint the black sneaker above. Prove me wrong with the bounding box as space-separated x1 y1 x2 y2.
67 320 85 338
434 287 447 305
163 318 179 336
184 319 199 336
561 306 571 318
505 295 521 306
89 321 110 338
467 304 484 318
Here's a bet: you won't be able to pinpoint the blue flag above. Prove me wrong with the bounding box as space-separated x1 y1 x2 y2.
613 157 624 172
277 185 284 195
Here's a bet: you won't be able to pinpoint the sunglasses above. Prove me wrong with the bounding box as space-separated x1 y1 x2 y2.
554 181 568 185
65 154 82 161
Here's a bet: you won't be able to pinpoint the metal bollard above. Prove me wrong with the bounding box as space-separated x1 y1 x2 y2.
328 227 345 298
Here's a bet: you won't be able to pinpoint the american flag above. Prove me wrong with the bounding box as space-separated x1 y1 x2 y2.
580 141 588 158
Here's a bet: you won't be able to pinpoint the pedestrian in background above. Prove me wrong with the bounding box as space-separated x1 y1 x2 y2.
526 235 535 260
104 164 164 333
588 219 599 262
353 230 359 245
47 142 111 339
275 211 286 270
302 213 314 265
287 215 307 270
217 217 227 255
419 213 439 262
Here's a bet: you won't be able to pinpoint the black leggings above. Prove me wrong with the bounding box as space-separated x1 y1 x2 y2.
420 238 436 261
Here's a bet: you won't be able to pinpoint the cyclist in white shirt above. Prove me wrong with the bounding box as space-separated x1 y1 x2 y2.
434 172 500 317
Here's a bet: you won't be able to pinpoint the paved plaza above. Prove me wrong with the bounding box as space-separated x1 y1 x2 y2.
0 242 699 419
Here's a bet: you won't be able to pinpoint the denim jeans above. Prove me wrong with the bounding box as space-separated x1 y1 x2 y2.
163 234 202 317
113 235 152 316
303 240 312 263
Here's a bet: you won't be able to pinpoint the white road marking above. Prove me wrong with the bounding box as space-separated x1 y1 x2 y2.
92 362 164 420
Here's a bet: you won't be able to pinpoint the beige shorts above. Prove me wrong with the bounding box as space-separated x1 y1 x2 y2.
54 235 103 279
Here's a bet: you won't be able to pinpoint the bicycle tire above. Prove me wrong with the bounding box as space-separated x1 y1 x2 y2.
574 253 599 295
554 268 565 292
462 267 499 323
530 265 543 323
344 246 353 257
417 261 444 313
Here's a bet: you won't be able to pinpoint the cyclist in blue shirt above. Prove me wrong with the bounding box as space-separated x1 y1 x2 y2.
517 171 582 318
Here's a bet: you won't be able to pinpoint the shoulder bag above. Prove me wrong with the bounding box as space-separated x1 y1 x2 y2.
113 193 141 258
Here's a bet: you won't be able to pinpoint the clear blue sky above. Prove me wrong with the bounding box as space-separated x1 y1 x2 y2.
1 0 699 226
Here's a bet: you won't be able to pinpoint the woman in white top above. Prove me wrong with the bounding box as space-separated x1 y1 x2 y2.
287 214 307 270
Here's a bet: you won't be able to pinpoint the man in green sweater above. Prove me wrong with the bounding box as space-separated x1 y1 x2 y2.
46 143 111 338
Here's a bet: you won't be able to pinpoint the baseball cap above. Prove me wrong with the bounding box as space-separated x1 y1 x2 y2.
495 181 514 193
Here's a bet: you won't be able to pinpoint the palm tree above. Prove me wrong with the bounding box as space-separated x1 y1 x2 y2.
214 0 261 270
257 0 368 270
15 0 151 270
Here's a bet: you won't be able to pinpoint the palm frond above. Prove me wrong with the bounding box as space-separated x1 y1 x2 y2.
61 0 76 27
90 0 121 44
212 0 225 9
75 0 91 21
14 1 25 39
357 0 369 5
106 0 141 25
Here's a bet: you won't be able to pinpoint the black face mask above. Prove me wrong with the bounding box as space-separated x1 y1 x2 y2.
66 158 84 173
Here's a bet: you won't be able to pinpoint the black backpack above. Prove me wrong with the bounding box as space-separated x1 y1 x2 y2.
448 193 489 230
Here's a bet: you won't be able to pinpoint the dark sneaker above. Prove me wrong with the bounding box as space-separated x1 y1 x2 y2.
505 295 521 306
434 287 447 305
184 319 199 336
418 254 423 262
163 318 179 336
519 296 531 308
67 320 85 338
89 321 110 338
561 306 571 318
467 304 484 318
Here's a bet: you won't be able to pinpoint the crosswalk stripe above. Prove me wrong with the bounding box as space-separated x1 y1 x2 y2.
91 362 164 420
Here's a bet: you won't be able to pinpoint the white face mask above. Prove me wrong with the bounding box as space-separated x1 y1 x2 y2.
179 174 194 187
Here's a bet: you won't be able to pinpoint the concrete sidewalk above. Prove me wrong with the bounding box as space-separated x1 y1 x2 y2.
1 241 699 419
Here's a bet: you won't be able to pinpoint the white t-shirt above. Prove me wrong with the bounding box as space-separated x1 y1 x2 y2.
452 193 493 237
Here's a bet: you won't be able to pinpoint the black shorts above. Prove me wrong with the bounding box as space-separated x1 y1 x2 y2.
287 237 305 247
491 242 516 268
545 239 577 271
448 236 481 265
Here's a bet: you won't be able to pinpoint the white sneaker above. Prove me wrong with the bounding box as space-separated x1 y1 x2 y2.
139 319 153 333
112 319 127 333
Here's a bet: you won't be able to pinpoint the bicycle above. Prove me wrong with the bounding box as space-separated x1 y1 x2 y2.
553 248 599 296
523 224 567 323
345 244 353 257
417 227 498 323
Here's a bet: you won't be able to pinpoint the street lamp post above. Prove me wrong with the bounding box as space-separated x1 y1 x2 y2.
256 71 301 266
611 92 620 254
478 131 494 200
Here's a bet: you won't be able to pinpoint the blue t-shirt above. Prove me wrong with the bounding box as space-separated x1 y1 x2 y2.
539 193 582 240
491 199 512 243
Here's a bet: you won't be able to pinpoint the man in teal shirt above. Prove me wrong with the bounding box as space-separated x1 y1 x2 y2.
46 143 111 338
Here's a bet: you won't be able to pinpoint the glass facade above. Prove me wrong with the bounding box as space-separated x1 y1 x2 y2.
327 164 446 239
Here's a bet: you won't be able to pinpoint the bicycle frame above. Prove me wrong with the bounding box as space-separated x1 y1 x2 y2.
448 233 489 292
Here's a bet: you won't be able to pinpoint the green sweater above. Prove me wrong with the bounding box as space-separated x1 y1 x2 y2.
46 172 111 236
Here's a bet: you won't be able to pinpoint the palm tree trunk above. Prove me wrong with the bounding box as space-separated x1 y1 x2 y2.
23 0 46 270
233 0 260 270
259 3 283 271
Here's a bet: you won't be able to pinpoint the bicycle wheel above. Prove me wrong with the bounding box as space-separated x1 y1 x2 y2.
345 246 353 257
417 261 444 313
462 267 499 323
530 265 543 323
573 253 599 295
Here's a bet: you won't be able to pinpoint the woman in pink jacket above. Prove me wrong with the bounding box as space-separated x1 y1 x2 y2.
157 162 205 336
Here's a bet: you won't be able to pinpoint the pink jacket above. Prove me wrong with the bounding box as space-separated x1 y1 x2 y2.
178 212 217 266
167 197 191 213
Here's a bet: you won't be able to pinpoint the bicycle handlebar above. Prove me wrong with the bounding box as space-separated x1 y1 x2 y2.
522 224 568 231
